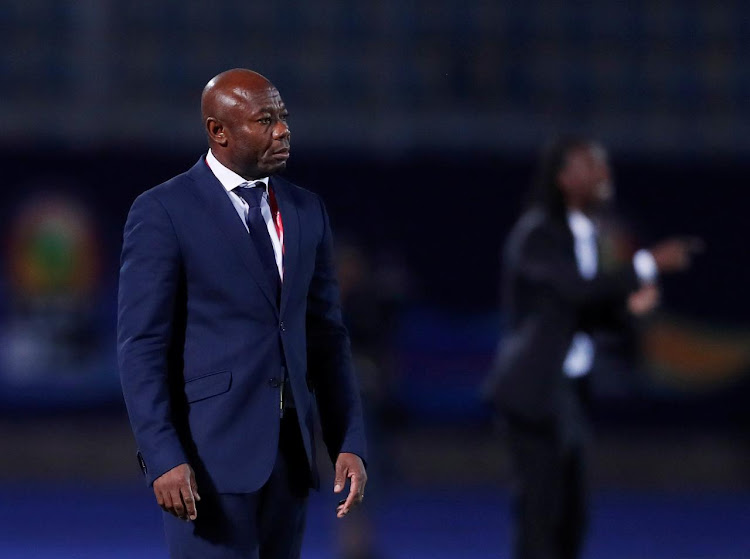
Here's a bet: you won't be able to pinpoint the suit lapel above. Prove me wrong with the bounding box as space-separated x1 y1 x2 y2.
184 158 278 312
272 176 301 316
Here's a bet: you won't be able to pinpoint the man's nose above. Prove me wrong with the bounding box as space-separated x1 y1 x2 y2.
273 120 290 139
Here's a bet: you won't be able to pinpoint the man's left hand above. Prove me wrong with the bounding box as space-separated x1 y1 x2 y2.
333 452 367 518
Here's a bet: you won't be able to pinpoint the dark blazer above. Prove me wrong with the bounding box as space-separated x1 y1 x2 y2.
117 157 366 493
483 208 639 422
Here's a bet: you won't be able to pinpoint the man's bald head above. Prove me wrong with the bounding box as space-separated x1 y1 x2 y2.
201 69 274 124
201 68 291 179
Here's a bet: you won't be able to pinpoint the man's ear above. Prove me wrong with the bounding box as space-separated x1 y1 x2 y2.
206 118 228 146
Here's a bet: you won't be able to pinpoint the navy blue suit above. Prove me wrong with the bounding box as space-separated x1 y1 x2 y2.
118 157 366 554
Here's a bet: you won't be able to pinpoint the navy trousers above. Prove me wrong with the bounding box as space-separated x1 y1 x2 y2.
163 411 311 559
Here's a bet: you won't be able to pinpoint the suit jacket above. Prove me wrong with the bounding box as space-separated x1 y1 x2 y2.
483 207 639 423
117 157 366 493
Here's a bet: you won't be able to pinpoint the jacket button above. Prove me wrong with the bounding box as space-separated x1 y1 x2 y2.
279 321 286 332
137 451 147 474
269 378 281 388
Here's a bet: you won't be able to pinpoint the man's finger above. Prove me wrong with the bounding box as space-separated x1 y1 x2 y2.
190 469 201 502
337 492 355 517
160 488 175 514
349 471 361 500
357 473 367 503
181 485 198 521
155 487 166 508
155 488 170 512
333 462 348 494
337 473 361 518
170 488 187 519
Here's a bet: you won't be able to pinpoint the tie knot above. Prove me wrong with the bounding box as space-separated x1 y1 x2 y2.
235 182 266 208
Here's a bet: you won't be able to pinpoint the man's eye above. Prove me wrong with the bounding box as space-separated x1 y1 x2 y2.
280 113 289 121
258 118 271 125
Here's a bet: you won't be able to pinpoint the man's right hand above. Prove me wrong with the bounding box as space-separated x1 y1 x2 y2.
153 463 201 521
650 237 704 273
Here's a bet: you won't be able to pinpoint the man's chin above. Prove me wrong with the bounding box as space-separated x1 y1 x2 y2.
262 161 287 176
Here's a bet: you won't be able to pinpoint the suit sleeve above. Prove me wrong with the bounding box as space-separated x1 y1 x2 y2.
117 192 188 485
518 225 639 306
306 196 367 466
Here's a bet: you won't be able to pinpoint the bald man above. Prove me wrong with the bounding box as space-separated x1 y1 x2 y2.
118 69 367 559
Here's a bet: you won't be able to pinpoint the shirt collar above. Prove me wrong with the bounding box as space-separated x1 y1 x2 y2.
206 149 270 193
567 210 596 240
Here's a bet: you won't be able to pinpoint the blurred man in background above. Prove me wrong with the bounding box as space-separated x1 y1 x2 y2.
118 69 367 559
483 136 701 559
335 240 407 559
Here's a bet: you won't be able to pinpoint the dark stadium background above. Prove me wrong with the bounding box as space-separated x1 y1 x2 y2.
1 2 749 557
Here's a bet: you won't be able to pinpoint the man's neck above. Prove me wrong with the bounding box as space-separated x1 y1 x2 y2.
206 149 269 192
209 148 263 182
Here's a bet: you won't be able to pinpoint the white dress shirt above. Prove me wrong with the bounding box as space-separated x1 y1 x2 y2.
205 150 283 279
562 211 658 378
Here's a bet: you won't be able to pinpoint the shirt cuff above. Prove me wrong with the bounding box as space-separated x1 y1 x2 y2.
633 249 658 283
